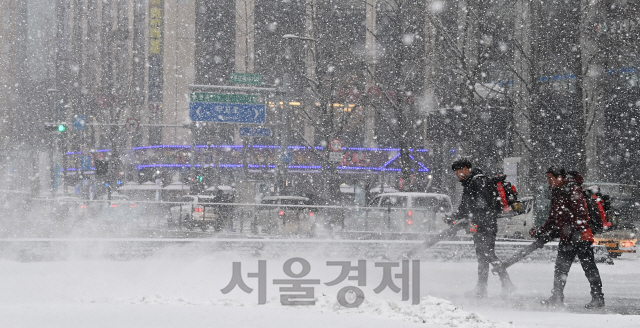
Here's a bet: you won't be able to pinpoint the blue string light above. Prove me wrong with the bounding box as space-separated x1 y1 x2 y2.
408 155 429 171
71 145 434 153
134 163 430 171
288 165 322 169
381 154 401 168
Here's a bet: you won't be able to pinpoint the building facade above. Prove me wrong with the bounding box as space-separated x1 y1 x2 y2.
1 0 638 198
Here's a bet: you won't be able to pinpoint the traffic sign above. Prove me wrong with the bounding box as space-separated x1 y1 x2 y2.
239 127 272 137
329 138 343 152
231 73 263 86
281 150 292 163
73 115 86 131
190 93 264 104
125 118 139 132
79 155 92 171
190 92 266 124
190 103 266 123
329 152 344 162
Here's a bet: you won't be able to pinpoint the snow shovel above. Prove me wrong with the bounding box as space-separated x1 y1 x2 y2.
400 219 469 259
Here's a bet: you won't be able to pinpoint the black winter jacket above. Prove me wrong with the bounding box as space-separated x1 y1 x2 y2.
537 172 594 243
454 168 498 234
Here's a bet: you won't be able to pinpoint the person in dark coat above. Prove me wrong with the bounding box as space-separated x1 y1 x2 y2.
451 159 516 298
535 167 605 308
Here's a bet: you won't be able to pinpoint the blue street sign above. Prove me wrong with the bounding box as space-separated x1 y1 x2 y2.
239 127 272 137
80 156 92 171
281 150 292 163
73 115 86 131
189 102 266 123
54 163 60 190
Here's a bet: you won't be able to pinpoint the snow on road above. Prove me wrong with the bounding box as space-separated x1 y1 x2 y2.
0 242 638 328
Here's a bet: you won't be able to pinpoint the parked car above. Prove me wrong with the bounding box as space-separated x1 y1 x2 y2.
254 195 316 236
498 196 534 239
344 192 453 233
585 182 638 257
50 196 89 221
168 194 234 231
90 193 141 225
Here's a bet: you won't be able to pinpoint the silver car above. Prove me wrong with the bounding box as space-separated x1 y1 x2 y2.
346 192 453 233
255 196 316 236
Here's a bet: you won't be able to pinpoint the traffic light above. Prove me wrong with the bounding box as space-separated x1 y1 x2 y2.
44 122 67 133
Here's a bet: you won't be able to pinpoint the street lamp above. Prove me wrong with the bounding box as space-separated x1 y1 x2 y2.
281 34 337 199
276 34 319 194
276 35 299 194
282 34 319 72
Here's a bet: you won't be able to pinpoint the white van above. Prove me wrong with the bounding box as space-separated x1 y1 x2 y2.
498 196 534 239
345 192 453 233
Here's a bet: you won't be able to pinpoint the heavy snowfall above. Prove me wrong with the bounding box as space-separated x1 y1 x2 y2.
1 0 639 327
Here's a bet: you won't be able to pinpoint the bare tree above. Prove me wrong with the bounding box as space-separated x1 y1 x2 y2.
420 0 614 193
355 0 429 191
279 0 368 201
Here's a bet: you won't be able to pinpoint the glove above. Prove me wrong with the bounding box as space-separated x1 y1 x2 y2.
530 228 549 240
511 202 522 212
442 216 455 226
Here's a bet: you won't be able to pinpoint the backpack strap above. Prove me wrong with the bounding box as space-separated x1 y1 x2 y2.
471 173 485 180
593 194 612 227
496 181 511 212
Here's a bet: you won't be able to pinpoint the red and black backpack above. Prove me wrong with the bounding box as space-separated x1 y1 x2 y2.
583 188 612 234
491 175 519 212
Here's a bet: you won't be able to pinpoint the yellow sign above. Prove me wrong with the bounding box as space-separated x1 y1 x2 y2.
150 4 162 54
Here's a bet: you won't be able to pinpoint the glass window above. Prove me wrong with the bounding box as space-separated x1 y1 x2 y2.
281 199 307 206
198 197 216 204
521 199 533 214
379 196 407 208
181 196 196 203
413 196 451 212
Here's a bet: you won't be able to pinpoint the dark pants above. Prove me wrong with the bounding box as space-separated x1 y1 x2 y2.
473 231 511 288
552 241 603 299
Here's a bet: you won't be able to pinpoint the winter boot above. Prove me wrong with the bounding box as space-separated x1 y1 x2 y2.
586 275 604 309
490 261 505 276
464 285 488 299
500 276 517 298
540 294 564 308
543 266 568 307
585 295 605 309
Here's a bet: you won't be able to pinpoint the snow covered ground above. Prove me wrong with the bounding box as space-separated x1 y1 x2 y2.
1 240 638 328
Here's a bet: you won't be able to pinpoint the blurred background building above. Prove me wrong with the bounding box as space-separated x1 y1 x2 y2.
1 0 638 201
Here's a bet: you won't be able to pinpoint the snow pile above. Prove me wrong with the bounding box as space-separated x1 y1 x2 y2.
120 293 519 328
316 294 521 328
125 295 248 307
